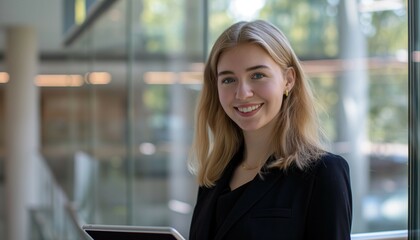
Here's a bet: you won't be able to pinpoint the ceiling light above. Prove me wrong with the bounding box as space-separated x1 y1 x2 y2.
144 72 177 84
179 72 203 84
35 75 83 87
0 72 9 83
87 72 112 84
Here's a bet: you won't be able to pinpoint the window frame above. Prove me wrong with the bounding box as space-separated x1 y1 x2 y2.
408 0 420 238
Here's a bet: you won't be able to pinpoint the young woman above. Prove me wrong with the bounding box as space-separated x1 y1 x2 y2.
188 20 352 240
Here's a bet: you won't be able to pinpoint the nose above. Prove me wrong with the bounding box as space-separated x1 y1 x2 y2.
235 81 254 100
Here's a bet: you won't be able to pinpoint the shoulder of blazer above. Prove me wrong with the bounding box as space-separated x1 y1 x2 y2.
305 151 352 208
303 152 350 176
314 152 350 177
294 152 352 195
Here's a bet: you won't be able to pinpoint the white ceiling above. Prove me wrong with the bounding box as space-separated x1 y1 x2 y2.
0 0 65 54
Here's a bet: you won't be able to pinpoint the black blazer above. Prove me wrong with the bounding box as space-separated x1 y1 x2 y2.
189 152 352 240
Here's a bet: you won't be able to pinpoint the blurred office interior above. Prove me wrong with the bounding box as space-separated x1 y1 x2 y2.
0 0 414 239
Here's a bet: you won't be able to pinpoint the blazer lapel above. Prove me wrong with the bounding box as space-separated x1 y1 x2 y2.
192 151 243 240
214 167 283 240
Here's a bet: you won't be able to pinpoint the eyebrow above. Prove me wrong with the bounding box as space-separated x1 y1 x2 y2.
217 65 269 76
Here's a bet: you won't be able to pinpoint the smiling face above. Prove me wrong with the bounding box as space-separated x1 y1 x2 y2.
217 43 295 133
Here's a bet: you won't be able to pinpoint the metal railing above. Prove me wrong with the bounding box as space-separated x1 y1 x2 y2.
29 155 89 240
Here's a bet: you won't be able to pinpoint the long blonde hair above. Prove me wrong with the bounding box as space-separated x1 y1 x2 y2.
189 20 325 187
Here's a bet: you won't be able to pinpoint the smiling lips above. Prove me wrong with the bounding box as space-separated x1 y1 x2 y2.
236 104 263 114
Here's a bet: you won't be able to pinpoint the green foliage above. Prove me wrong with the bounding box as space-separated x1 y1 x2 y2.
367 9 408 55
261 0 338 58
143 85 168 113
139 0 185 54
310 75 339 141
368 69 408 143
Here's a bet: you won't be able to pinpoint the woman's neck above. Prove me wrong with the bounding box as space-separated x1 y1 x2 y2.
242 124 274 166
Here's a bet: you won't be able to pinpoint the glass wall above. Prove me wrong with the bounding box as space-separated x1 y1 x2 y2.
36 0 409 238
205 0 408 234
46 0 204 237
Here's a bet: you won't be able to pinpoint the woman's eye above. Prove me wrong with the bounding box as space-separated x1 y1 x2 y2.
221 77 235 84
251 73 265 79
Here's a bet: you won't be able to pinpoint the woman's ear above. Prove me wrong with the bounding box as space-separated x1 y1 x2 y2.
285 67 296 91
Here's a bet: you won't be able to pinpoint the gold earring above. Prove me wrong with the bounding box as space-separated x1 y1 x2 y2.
285 89 289 97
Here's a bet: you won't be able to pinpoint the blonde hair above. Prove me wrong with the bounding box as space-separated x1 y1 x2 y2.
189 20 325 187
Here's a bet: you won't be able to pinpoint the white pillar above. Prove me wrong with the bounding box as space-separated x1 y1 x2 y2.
337 0 369 233
4 26 40 240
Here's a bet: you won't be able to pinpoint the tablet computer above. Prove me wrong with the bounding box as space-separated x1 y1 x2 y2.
82 224 186 240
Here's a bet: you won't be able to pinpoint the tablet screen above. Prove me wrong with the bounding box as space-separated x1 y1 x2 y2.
83 224 185 240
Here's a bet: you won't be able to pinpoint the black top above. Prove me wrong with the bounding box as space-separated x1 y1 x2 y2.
214 181 252 235
189 151 353 240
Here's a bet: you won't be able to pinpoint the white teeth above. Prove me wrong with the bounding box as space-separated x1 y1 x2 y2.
237 104 261 113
